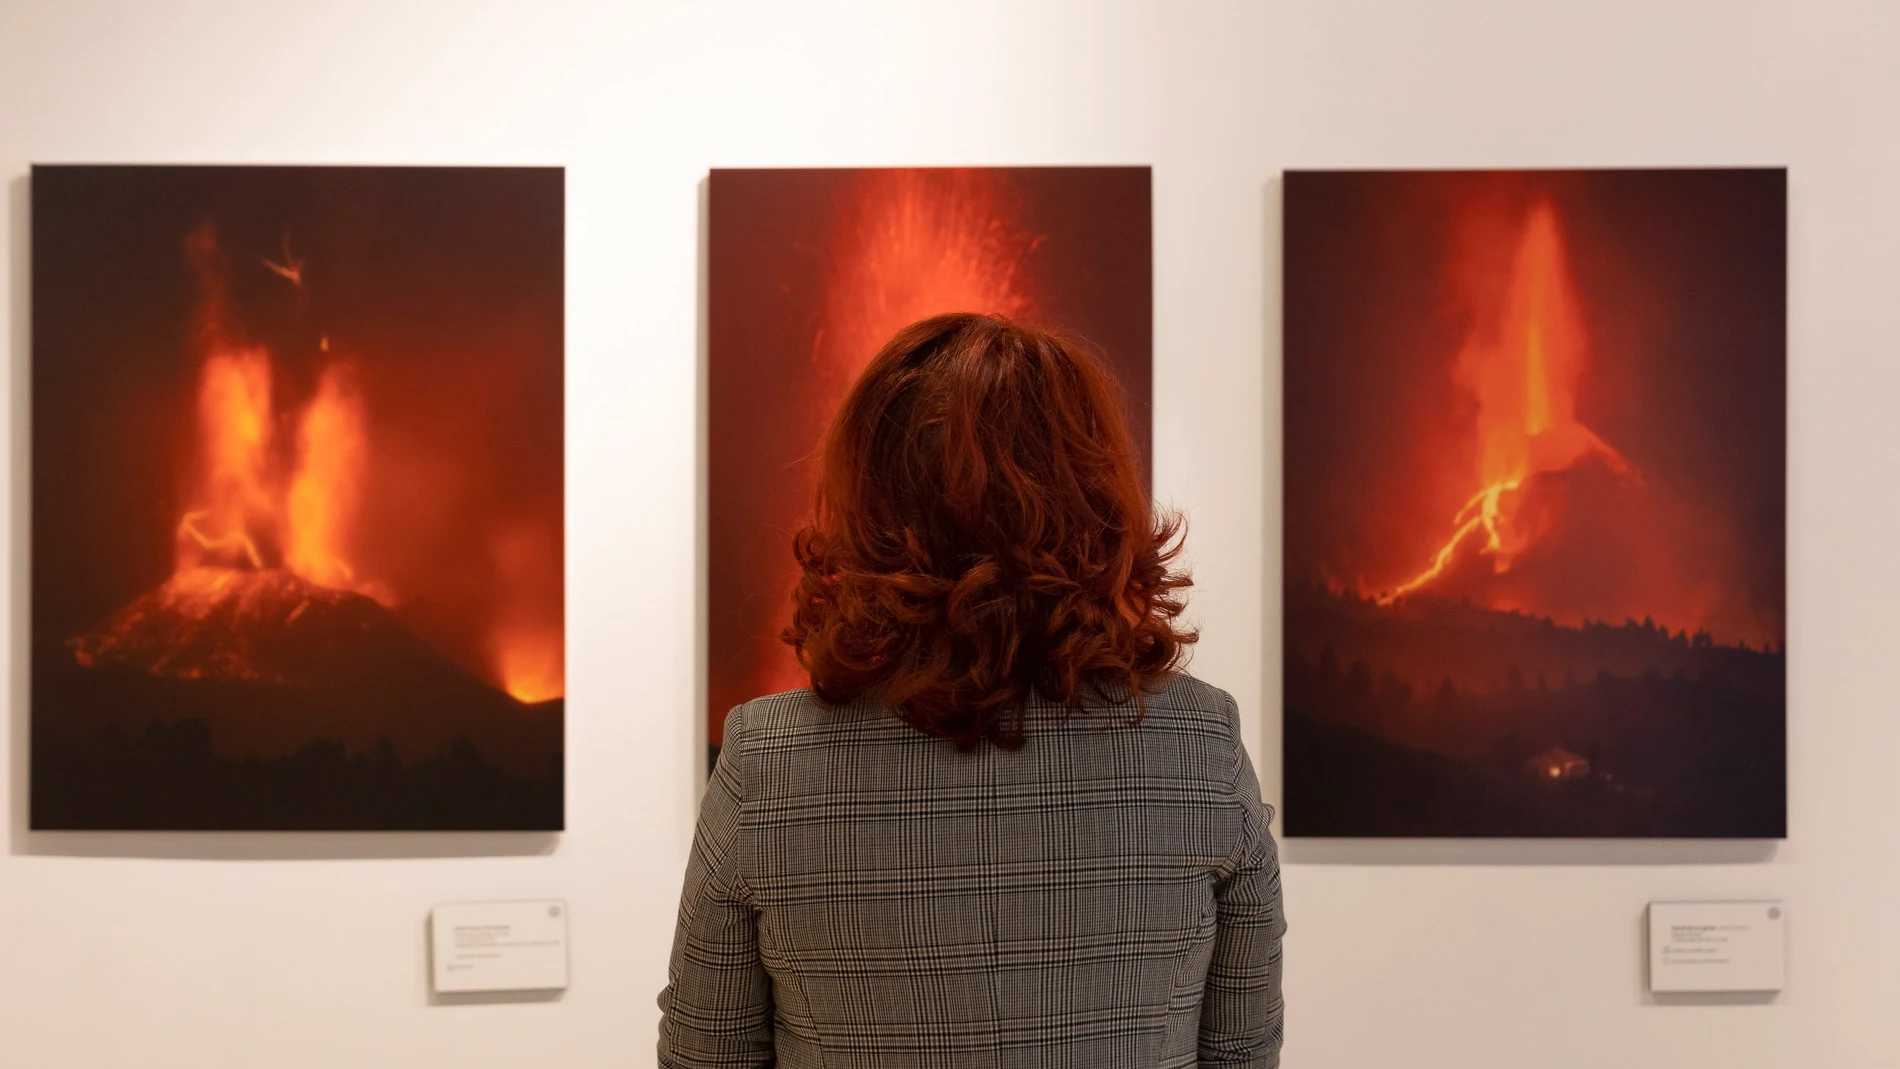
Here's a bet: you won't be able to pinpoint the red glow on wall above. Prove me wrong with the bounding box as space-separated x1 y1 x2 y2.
1377 200 1634 607
116 223 562 701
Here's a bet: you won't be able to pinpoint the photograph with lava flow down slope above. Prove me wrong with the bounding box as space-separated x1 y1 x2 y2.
31 166 564 830
1283 168 1785 838
707 167 1151 770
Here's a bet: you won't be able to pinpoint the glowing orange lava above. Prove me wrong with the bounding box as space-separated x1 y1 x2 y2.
1379 200 1632 605
173 226 383 600
285 363 369 589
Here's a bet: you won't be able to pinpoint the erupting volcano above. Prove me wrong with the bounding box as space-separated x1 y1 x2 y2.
748 169 1041 701
1378 201 1635 606
1282 168 1786 838
31 165 565 831
74 226 395 685
708 167 1153 766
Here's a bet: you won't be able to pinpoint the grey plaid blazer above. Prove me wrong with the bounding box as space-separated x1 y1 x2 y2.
659 674 1285 1067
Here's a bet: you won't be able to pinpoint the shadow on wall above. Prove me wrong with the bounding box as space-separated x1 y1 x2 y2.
421 914 567 1008
1259 175 1284 812
1633 910 1780 1007
1260 176 1771 870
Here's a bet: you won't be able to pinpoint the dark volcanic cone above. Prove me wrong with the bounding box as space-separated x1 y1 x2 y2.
57 566 560 779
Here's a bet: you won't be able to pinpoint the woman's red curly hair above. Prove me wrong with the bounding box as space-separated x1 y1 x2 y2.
784 313 1195 749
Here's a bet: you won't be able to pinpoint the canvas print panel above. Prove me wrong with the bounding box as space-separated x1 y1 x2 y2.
708 167 1152 767
31 165 564 830
1283 168 1785 838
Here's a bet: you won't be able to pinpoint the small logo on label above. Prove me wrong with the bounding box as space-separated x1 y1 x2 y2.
549 904 563 919
1767 907 1781 920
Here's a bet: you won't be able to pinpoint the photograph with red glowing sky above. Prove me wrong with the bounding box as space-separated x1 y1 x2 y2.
31 166 564 830
1283 168 1785 838
708 167 1151 769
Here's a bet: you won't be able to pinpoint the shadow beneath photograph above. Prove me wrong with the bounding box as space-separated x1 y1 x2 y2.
422 915 568 1005
1278 168 1787 844
14 165 568 848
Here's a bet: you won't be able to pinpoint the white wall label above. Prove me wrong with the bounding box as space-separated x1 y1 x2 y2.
431 900 570 994
1647 900 1784 994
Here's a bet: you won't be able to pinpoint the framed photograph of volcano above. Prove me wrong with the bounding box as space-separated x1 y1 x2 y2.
708 167 1152 770
1282 168 1786 838
30 165 564 831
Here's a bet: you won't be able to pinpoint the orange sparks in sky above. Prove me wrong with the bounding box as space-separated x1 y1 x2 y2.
816 168 1040 404
1379 200 1633 605
488 523 564 704
284 363 369 590
168 227 562 703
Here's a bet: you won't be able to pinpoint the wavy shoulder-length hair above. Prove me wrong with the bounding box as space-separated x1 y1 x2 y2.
784 313 1195 749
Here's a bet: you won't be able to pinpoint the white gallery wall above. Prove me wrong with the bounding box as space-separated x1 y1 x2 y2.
1 1 1894 1065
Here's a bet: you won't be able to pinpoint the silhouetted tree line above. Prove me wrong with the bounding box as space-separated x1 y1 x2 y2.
1281 585 1785 837
32 718 563 830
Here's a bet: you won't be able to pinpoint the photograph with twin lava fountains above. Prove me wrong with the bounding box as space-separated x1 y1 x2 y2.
708 167 1152 772
30 165 564 831
1283 168 1785 838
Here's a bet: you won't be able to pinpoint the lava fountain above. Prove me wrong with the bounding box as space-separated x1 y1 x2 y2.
1379 200 1635 604
167 225 380 602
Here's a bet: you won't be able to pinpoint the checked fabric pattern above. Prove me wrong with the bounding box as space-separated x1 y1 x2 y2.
659 675 1285 1068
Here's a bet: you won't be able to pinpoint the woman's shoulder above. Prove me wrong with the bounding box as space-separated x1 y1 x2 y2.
722 687 890 747
1139 672 1239 717
729 686 821 719
1091 672 1242 737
